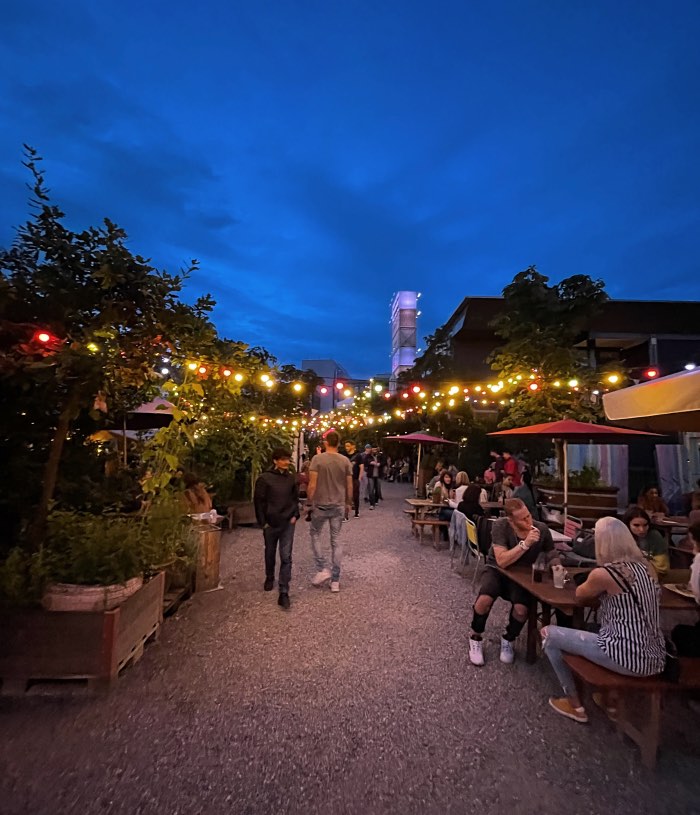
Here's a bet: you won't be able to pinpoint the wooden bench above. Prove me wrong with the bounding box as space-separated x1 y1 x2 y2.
403 509 419 538
563 654 700 768
412 518 450 549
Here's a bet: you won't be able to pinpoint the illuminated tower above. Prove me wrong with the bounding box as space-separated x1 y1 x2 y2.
390 291 418 389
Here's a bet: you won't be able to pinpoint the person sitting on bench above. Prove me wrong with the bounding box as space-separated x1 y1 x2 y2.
541 516 666 724
671 522 700 657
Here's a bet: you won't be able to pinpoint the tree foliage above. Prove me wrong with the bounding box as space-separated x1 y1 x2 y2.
489 266 608 427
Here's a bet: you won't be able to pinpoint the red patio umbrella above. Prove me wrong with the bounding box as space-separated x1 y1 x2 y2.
488 420 662 520
383 432 458 489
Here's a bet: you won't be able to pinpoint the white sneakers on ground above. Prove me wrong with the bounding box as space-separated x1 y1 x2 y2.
499 637 515 664
330 581 340 593
311 568 332 586
469 637 484 666
468 636 516 666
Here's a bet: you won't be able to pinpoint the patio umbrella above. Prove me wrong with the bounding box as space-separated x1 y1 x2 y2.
603 369 700 432
114 398 175 464
383 432 458 490
488 419 662 521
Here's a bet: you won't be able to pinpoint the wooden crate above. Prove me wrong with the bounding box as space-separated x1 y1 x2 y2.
0 571 164 694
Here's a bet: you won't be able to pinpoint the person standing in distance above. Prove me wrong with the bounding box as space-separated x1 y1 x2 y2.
307 431 353 592
253 448 300 610
343 439 364 517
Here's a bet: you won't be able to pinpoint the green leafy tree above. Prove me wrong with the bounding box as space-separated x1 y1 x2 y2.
0 148 205 547
489 266 609 427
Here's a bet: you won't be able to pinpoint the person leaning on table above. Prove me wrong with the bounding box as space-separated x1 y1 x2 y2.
468 497 559 667
541 516 666 724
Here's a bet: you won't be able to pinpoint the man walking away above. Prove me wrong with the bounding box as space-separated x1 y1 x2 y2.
344 439 364 517
253 448 300 610
307 431 353 592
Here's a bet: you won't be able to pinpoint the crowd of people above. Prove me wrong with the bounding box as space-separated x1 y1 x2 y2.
250 437 700 728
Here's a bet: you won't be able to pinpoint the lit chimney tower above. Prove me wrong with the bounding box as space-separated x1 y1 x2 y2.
390 291 418 390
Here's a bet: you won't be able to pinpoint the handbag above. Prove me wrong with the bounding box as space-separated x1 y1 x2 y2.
605 565 680 682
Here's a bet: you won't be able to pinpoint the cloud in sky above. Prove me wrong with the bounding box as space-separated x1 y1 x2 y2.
1 0 699 376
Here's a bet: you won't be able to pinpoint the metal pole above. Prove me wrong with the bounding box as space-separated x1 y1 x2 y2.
416 443 422 496
563 440 569 525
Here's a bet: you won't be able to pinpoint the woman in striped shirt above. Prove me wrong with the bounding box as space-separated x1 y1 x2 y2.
542 516 666 723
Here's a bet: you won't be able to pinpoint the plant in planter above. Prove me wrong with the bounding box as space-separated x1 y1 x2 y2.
537 465 605 490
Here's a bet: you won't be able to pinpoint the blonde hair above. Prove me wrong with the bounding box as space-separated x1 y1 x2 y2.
594 516 644 565
455 471 470 487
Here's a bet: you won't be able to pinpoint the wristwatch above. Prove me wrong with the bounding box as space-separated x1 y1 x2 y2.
518 541 530 551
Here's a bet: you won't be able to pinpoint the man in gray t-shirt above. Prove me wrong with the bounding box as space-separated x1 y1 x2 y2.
307 431 353 593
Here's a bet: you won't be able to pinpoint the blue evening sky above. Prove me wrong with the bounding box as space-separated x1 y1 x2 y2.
1 0 699 377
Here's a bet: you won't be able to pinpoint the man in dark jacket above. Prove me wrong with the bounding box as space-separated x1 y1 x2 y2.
253 448 300 610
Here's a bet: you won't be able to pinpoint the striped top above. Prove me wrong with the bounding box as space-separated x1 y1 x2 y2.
597 561 666 675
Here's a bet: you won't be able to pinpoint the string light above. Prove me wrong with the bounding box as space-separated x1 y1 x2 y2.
234 373 244 382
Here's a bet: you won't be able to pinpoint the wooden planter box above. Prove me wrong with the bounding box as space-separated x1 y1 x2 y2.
537 484 620 526
0 571 165 694
227 500 257 526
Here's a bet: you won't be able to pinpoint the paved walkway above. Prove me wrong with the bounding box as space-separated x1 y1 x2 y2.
2 482 700 814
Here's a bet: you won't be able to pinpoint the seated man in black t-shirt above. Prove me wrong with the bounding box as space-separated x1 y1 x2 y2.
468 498 560 667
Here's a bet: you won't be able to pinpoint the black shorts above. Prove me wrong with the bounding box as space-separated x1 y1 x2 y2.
477 567 531 608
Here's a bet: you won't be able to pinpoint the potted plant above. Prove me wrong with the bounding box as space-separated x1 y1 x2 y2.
536 466 620 523
0 502 192 693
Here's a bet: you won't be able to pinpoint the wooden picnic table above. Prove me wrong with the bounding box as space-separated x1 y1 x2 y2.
404 497 439 519
495 565 698 664
404 498 450 547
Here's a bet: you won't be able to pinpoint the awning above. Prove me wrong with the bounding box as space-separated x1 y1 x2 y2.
602 369 700 432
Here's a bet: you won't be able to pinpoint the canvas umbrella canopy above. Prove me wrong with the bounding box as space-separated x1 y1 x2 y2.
383 432 458 491
111 397 175 464
603 369 700 432
488 419 662 521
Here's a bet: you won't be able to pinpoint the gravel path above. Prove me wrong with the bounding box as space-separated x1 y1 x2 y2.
1 482 699 815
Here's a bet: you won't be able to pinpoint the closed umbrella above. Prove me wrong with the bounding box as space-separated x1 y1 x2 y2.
488 420 662 521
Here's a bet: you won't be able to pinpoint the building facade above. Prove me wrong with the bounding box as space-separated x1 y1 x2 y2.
390 291 418 390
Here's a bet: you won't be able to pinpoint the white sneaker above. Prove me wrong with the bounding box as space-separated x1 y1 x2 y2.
500 637 515 664
330 581 340 593
469 637 484 666
311 568 332 586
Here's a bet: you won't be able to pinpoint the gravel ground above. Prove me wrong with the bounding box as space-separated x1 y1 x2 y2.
2 482 700 815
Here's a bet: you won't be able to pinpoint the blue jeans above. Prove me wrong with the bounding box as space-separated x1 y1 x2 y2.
263 522 295 592
310 505 344 581
542 625 637 697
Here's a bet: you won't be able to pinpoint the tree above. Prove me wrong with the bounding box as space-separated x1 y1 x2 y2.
0 148 204 547
489 266 609 427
